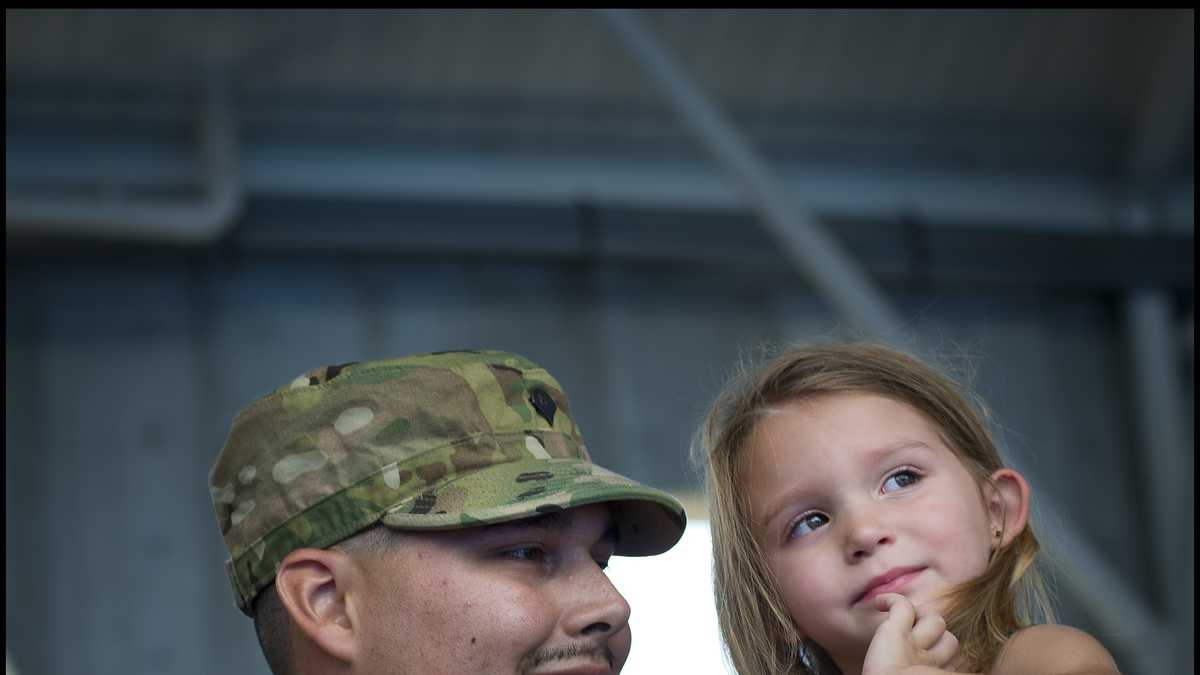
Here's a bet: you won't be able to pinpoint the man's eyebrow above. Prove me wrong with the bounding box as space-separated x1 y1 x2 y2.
476 510 620 545
483 510 573 535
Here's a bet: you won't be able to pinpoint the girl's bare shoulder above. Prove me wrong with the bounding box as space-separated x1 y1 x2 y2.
991 624 1120 675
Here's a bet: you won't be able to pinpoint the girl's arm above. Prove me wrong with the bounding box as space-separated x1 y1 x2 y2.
991 624 1121 675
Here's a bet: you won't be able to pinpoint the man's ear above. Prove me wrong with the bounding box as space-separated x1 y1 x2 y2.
985 468 1030 548
274 547 361 664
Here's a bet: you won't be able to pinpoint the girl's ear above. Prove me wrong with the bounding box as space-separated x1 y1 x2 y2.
985 468 1030 548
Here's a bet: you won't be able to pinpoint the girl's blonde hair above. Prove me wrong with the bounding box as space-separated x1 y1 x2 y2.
695 342 1054 674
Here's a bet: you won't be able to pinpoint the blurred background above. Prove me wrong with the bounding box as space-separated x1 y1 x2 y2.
5 9 1193 675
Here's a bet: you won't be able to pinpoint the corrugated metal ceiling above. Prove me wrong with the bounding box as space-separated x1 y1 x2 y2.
5 10 1194 181
5 10 1177 116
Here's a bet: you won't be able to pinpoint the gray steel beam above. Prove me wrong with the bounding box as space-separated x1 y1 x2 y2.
4 82 1130 180
8 198 1192 292
1119 223 1192 675
5 72 242 244
1010 459 1168 675
1119 282 1191 675
599 9 907 343
6 141 1127 231
1120 17 1195 674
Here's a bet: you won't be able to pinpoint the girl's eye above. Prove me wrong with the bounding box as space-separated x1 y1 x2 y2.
882 469 921 493
788 512 830 539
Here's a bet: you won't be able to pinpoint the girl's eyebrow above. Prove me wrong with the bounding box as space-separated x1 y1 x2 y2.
756 441 935 529
759 485 814 532
861 440 935 464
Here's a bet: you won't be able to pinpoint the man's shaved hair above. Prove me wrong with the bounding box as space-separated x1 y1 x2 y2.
252 524 405 675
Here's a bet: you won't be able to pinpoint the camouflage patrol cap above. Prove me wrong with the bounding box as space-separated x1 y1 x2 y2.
209 349 687 615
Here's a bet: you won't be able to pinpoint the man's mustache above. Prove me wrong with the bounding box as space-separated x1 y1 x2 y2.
527 643 615 670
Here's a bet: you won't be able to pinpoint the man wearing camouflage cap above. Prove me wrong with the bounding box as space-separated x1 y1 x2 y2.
210 350 686 675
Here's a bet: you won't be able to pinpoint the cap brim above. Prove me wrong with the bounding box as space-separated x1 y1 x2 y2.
380 457 687 556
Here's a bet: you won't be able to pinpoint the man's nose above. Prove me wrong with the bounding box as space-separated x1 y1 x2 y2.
559 560 632 639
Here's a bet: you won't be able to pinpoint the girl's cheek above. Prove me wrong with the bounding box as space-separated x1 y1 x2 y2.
773 550 824 603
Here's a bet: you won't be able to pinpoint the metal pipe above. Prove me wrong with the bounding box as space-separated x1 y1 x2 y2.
5 71 242 244
1122 15 1193 658
1122 276 1191 674
599 9 907 343
1025 482 1168 675
7 143 1126 231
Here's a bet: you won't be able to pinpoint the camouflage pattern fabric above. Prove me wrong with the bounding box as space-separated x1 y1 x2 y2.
209 350 687 615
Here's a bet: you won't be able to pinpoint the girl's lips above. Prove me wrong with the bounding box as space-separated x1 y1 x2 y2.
855 566 926 605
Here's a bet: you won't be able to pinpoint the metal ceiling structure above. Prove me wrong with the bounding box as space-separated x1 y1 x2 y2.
6 9 1194 675
7 9 1194 238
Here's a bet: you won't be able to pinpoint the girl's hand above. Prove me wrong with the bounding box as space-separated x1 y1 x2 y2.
862 593 960 675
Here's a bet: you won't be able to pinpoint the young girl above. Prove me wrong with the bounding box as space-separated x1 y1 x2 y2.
697 343 1120 675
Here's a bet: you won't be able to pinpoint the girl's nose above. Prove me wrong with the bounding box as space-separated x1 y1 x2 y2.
843 506 895 562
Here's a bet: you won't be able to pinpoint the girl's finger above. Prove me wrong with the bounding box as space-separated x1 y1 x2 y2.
925 626 961 667
910 610 947 650
873 593 916 628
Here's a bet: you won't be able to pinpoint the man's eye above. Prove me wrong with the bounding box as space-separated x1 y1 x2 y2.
788 512 829 539
505 546 546 562
882 469 921 493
